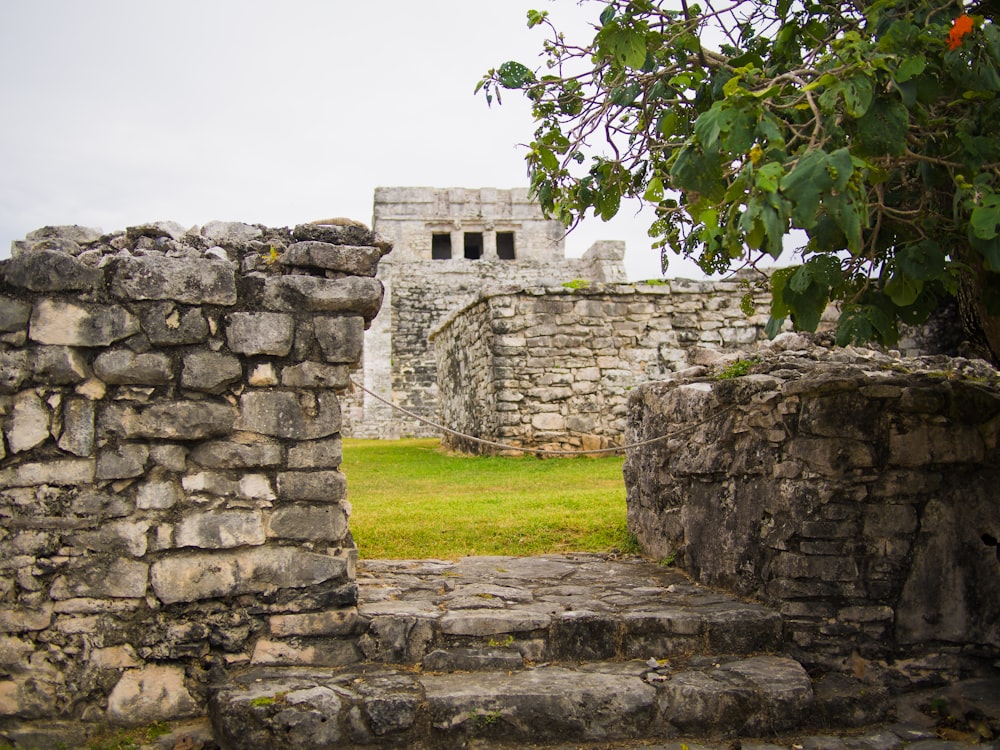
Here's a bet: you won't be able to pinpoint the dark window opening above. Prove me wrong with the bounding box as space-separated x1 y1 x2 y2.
497 232 516 260
432 233 452 260
464 232 483 260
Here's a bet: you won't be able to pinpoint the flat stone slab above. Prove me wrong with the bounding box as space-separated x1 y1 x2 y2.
209 655 815 749
356 554 783 664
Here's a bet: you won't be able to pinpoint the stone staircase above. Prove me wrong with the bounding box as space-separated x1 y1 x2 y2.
208 554 890 749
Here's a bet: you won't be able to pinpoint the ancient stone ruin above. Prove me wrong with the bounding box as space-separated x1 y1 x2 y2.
345 186 627 439
626 335 1000 680
0 220 387 736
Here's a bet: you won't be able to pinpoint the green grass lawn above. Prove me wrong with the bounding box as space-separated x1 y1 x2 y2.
342 438 635 559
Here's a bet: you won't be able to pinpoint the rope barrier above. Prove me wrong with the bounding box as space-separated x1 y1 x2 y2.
349 378 741 457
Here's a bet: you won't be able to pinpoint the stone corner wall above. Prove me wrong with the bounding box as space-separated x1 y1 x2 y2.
431 277 787 454
624 333 1000 679
0 220 389 728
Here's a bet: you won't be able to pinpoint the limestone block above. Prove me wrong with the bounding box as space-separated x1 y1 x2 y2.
0 458 94 488
0 636 34 669
181 351 242 394
3 248 104 292
201 220 263 246
6 391 50 453
96 443 149 480
26 224 103 246
287 436 342 469
0 604 53 632
149 547 350 604
189 438 282 469
0 297 31 333
70 519 151 557
268 609 359 637
149 444 187 471
93 349 173 385
111 256 237 305
280 361 350 389
90 644 142 669
249 638 361 667
280 241 383 276
248 362 279 386
292 222 383 247
175 510 266 550
276 471 347 502
260 275 383 322
119 400 236 440
0 675 57 719
225 312 295 356
107 665 199 726
889 422 985 465
126 221 189 242
236 391 340 439
29 299 138 347
71 490 131 517
0 350 30 393
31 346 89 385
49 558 148 600
136 475 182 510
314 316 364 363
138 302 210 345
268 504 348 542
58 398 96 456
531 413 566 431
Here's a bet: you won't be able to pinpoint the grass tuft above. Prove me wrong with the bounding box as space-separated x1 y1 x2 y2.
343 439 631 559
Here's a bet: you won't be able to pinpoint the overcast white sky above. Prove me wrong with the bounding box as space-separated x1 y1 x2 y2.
0 1 714 279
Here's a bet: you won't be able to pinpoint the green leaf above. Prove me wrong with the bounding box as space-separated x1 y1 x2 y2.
971 193 1000 240
895 54 926 83
896 241 948 281
781 150 831 228
885 274 923 307
754 162 784 193
599 4 615 26
643 177 664 202
497 61 535 89
526 9 548 28
855 96 908 156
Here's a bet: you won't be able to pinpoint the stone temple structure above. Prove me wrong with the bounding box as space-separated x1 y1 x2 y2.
343 186 626 438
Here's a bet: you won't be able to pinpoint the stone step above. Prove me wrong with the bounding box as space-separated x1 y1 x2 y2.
209 655 890 749
342 555 784 668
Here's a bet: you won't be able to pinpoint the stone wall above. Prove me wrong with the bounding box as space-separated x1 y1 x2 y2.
430 277 777 454
342 186 628 439
0 220 387 727
624 334 1000 678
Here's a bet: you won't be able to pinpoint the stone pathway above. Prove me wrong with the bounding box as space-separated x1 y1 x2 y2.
202 554 999 750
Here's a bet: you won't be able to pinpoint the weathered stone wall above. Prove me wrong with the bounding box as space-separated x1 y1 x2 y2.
0 220 387 727
342 186 628 439
624 334 1000 678
430 277 778 453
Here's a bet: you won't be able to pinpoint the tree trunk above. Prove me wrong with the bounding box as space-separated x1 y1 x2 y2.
958 265 1000 366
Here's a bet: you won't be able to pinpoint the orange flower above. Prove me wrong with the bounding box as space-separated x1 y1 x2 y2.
948 14 974 51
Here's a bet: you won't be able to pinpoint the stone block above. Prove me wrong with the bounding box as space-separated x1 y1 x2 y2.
120 400 236 440
276 471 347 502
29 299 138 346
280 362 350 389
107 665 200 726
292 222 383 247
0 297 31 333
111 256 237 305
268 504 348 542
189 437 282 469
889 422 985 465
0 350 30 393
138 302 210 345
260 275 383 322
0 604 53 632
236 391 340 439
201 220 262 246
0 458 94 488
49 558 148 600
6 391 50 453
287 436 342 469
225 312 295 356
249 638 361 667
96 443 149 480
268 609 359 637
181 351 242 394
280 241 383 276
93 349 173 385
175 510 266 550
3 248 104 292
57 398 95 456
136 475 182 510
70 519 151 558
31 346 89 385
313 316 364 363
149 547 350 604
